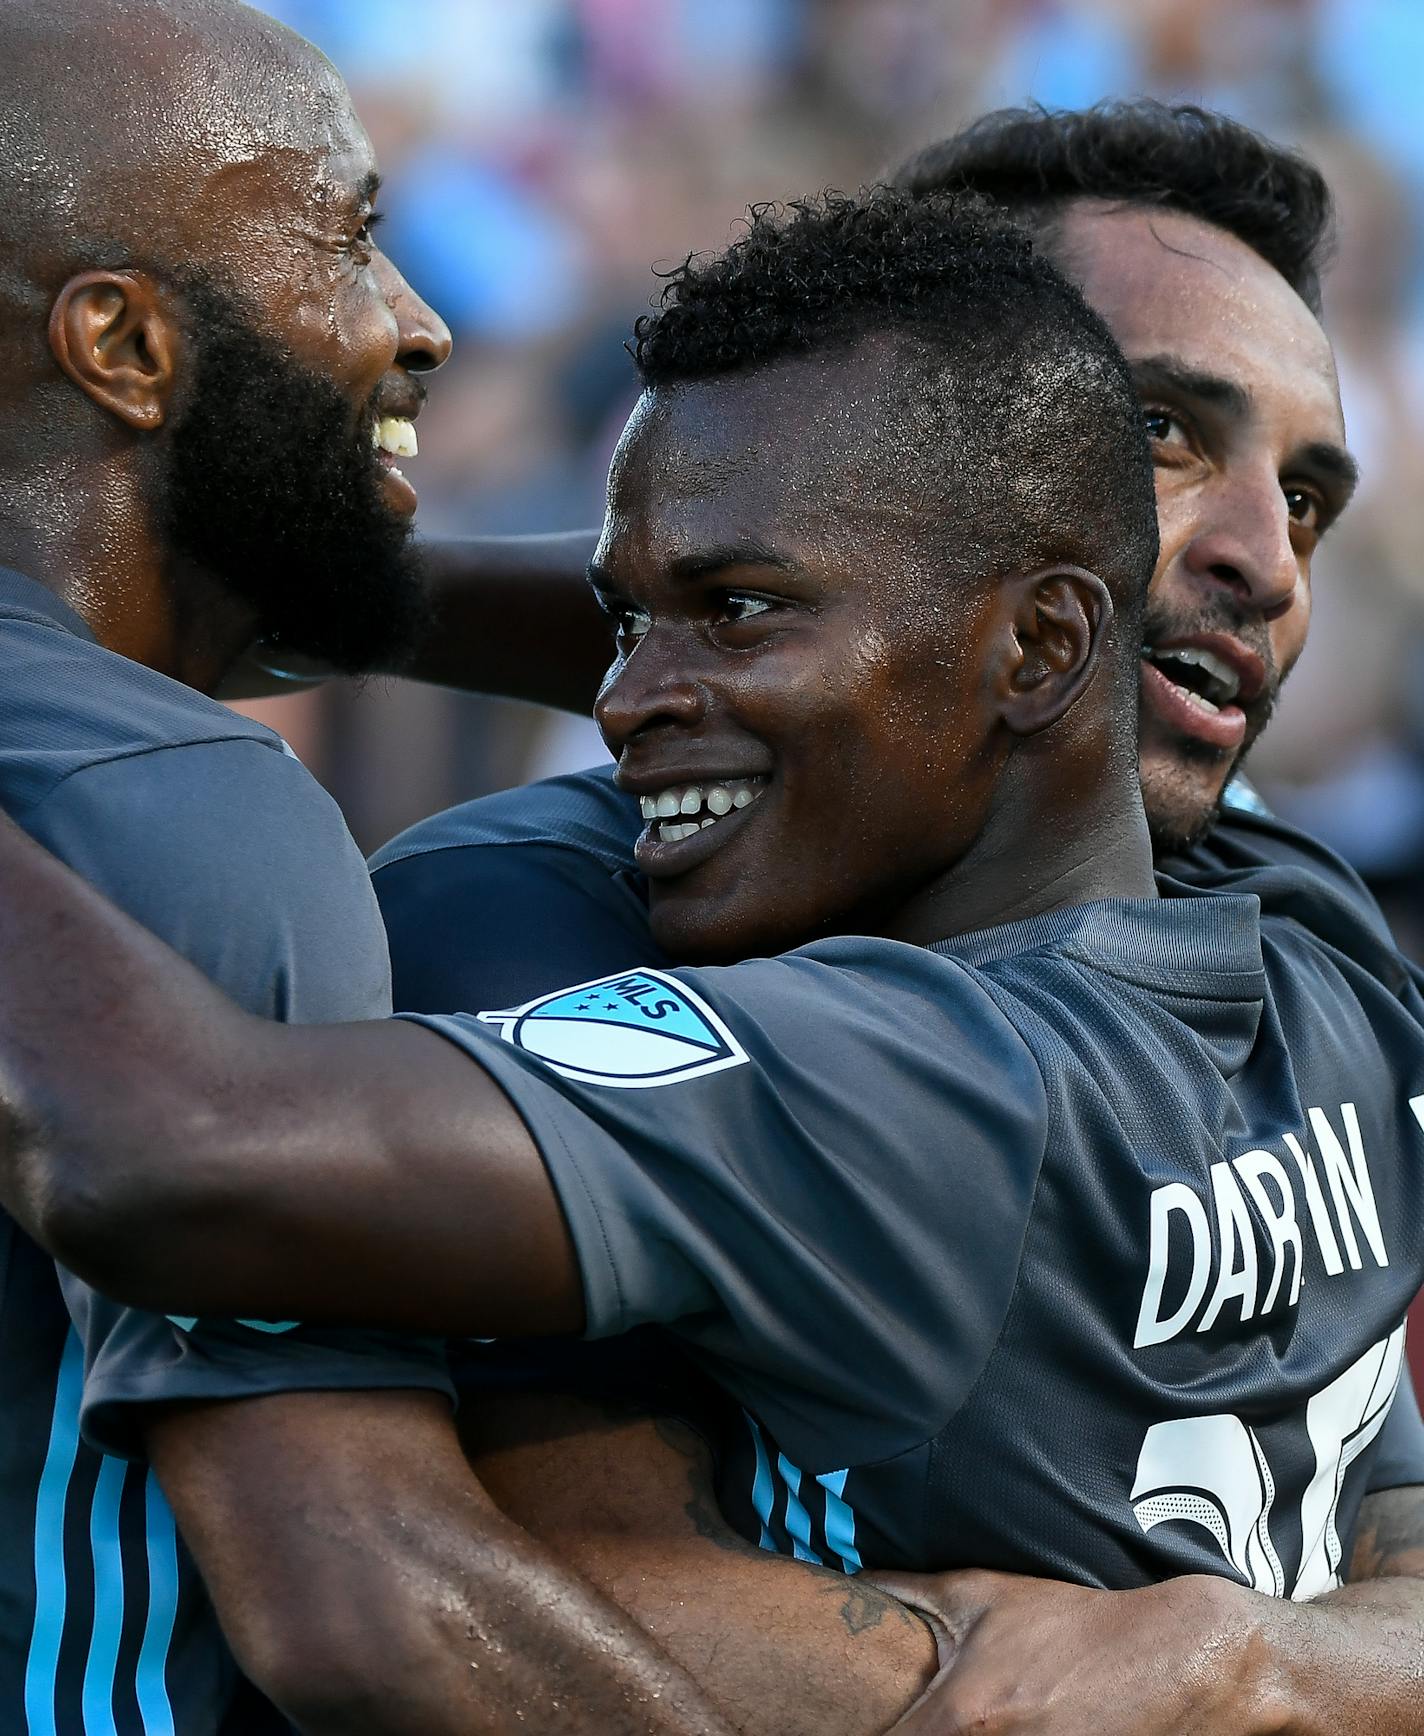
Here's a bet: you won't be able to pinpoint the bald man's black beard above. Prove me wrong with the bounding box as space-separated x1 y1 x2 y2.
160 274 430 674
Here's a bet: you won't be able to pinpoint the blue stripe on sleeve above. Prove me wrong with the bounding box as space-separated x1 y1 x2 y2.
776 1454 823 1566
25 1330 84 1736
134 1473 179 1736
744 1414 777 1550
815 1469 863 1574
81 1454 127 1735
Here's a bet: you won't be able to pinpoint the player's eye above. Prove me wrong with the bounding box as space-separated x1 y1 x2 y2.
1143 406 1192 449
720 592 774 623
1284 485 1324 532
609 603 652 645
352 211 385 254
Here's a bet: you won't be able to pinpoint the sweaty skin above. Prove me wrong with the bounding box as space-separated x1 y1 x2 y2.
0 3 746 1732
0 330 1419 1736
359 207 1418 1736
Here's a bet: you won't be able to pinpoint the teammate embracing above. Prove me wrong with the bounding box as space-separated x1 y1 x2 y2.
2 183 1423 1736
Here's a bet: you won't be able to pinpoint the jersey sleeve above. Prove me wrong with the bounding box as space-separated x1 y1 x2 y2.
1366 1363 1424 1494
24 739 452 1457
410 943 1048 1463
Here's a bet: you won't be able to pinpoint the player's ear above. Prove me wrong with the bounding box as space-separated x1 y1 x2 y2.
48 270 181 432
997 565 1112 737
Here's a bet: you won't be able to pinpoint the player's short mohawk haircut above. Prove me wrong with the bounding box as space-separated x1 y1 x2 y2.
892 101 1333 314
629 188 1159 680
635 186 1056 381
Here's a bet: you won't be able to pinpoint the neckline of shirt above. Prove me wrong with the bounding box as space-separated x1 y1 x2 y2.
0 566 97 644
930 887 1266 996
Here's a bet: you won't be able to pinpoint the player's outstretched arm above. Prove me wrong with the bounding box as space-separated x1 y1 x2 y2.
0 808 579 1333
404 532 608 710
872 1485 1424 1735
146 1388 740 1736
467 1391 945 1736
218 532 607 709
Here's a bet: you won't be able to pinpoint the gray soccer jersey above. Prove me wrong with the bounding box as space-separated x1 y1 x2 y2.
0 570 452 1735
374 765 1424 1588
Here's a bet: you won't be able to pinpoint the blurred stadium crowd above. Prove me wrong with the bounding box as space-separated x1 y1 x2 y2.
249 0 1424 954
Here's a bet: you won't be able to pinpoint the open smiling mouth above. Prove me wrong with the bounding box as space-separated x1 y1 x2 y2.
1138 639 1263 755
631 776 770 876
638 776 768 842
1141 644 1242 715
373 415 418 476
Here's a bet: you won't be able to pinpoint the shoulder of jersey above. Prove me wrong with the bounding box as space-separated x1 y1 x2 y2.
0 609 284 762
370 763 640 874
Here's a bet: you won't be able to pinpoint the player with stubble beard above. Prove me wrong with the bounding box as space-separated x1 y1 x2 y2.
348 108 1424 1734
2 185 1424 1736
0 2 756 1734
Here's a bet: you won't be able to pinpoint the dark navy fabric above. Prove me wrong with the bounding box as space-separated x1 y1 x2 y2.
0 569 452 1734
409 895 1424 1592
375 765 1424 1590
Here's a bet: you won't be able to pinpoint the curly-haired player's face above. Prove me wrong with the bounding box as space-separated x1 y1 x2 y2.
1056 203 1356 851
590 361 1022 962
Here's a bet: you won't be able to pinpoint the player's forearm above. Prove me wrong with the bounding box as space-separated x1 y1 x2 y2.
0 811 579 1337
398 532 607 711
469 1397 941 1736
149 1392 738 1736
1253 1484 1424 1736
1243 1580 1424 1735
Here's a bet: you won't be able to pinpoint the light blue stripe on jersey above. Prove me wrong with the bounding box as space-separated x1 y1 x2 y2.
815 1469 863 1574
26 1329 83 1735
744 1414 777 1549
776 1454 823 1565
134 1473 178 1736
81 1454 127 1735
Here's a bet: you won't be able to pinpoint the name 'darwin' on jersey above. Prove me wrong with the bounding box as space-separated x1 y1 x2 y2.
1135 1094 1424 1348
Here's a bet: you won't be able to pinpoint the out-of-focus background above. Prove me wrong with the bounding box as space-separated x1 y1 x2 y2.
247 0 1424 955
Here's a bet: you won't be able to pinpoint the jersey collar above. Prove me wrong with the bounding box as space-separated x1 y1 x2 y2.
0 566 98 643
930 886 1266 999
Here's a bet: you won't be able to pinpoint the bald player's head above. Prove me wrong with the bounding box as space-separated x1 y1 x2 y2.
0 0 452 676
0 1 345 330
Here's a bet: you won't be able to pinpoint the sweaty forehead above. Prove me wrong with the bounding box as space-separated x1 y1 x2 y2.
1055 201 1344 442
609 346 934 535
0 1 371 266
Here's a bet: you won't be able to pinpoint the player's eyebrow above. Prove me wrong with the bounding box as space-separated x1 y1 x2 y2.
587 541 797 593
663 541 798 583
1130 354 1251 419
1295 440 1360 503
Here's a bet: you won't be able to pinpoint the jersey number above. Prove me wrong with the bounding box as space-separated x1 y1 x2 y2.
1129 1327 1405 1599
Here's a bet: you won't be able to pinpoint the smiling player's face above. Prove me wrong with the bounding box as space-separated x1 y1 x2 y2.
591 360 1006 963
1056 203 1357 850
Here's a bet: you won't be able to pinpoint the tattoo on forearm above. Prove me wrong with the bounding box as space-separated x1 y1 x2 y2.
651 1414 758 1557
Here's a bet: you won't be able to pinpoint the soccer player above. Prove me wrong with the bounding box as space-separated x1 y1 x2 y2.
3 186 1423 1736
0 1 744 1732
365 107 1424 1731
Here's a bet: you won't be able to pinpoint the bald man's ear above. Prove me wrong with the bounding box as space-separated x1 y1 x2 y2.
998 566 1113 736
48 272 180 432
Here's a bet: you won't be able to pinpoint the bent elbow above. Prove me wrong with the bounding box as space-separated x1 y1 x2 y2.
18 1108 202 1307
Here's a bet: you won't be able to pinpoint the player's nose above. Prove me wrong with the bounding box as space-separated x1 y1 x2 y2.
377 253 453 374
595 627 709 753
1179 471 1299 623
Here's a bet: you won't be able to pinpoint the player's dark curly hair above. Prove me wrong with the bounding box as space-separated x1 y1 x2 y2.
892 101 1332 313
632 188 1158 672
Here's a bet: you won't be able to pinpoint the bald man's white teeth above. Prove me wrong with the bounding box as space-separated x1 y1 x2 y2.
374 417 418 459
